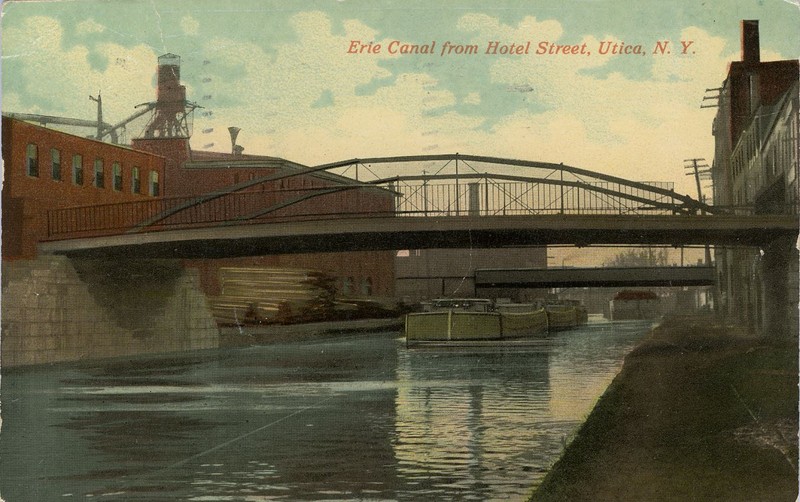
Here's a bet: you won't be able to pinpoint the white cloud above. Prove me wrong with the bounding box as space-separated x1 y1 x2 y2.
445 16 737 195
187 11 730 197
5 11 736 198
4 16 157 121
76 18 106 35
463 92 481 105
180 15 200 36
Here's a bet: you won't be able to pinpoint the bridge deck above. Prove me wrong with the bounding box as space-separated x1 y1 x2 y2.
40 214 799 259
475 266 716 288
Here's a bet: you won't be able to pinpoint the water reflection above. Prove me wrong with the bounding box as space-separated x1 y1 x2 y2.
394 346 554 500
0 323 648 500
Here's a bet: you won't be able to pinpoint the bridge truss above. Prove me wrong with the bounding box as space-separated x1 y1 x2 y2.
46 154 712 240
330 155 709 216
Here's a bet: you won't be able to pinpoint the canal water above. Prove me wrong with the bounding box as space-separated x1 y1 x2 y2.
0 319 651 501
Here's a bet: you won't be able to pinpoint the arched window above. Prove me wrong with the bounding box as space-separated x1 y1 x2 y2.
112 162 122 191
342 276 353 295
361 277 373 296
51 149 61 180
72 155 83 185
26 144 38 177
149 171 159 196
93 159 104 188
131 167 140 193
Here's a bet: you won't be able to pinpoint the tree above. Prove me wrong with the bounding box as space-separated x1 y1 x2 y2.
603 248 669 267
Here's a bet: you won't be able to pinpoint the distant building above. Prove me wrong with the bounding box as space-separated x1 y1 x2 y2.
710 20 799 334
396 247 548 302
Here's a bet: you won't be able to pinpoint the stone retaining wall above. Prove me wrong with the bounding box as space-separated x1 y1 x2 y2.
2 256 219 367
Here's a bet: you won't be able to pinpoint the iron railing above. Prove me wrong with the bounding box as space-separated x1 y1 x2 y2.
45 153 725 241
384 178 681 217
46 186 388 239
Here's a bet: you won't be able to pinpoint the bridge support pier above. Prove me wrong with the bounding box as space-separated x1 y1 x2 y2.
761 235 799 340
1 256 219 367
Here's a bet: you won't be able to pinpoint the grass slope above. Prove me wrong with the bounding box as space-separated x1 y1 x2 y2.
530 315 798 502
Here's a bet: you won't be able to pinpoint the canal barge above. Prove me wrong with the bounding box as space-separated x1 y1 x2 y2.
405 298 586 346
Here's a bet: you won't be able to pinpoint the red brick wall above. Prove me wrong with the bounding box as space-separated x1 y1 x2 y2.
2 117 166 259
130 138 190 196
132 142 397 297
726 60 799 147
3 118 394 295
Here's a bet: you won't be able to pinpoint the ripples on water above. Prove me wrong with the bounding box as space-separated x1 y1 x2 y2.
0 320 651 501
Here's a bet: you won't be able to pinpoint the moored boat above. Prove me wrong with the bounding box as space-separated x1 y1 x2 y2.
406 299 556 345
406 299 502 344
495 303 549 338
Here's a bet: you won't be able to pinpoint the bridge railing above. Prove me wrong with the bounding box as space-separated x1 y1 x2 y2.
384 178 684 216
46 186 394 240
47 166 757 241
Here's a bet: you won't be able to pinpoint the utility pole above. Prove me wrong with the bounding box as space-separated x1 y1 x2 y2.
684 158 716 315
89 92 103 140
683 158 711 211
684 158 713 267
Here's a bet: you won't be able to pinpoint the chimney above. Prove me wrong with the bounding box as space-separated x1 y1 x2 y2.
228 126 241 155
741 20 760 66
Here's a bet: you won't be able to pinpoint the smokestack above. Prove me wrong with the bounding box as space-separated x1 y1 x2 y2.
741 20 760 66
228 126 241 155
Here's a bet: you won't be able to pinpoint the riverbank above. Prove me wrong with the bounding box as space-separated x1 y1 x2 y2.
219 317 404 346
530 314 799 501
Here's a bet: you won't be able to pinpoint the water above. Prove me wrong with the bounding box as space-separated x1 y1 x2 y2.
0 320 651 501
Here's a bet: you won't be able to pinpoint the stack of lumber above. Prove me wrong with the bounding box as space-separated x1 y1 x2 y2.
209 267 336 325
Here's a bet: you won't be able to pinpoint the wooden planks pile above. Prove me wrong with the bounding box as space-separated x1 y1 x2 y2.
209 267 336 325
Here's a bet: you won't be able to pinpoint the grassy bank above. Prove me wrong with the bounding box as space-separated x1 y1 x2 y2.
530 315 798 502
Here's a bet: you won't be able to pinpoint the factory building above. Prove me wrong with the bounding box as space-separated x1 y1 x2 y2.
2 116 166 259
710 20 799 335
3 53 396 316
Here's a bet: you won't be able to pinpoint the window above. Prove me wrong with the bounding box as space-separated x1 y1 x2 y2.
112 162 122 191
51 149 61 180
26 144 38 177
94 159 104 188
132 167 140 194
149 171 159 196
72 154 83 185
342 277 353 295
361 277 373 296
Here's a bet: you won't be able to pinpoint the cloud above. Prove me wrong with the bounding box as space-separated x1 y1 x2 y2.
184 11 732 197
441 16 737 195
463 92 481 105
76 19 106 35
181 15 200 36
3 16 157 121
4 10 738 198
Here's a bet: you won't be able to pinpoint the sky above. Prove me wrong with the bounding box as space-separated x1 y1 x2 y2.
3 0 799 205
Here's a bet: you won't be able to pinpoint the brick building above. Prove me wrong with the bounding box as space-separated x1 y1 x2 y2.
395 247 548 302
711 20 799 335
2 53 396 302
2 116 166 259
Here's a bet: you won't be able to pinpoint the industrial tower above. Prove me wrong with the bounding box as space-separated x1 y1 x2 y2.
140 54 198 139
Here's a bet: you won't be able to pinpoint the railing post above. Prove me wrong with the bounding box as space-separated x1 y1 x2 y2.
455 154 460 215
422 172 428 217
484 174 489 216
